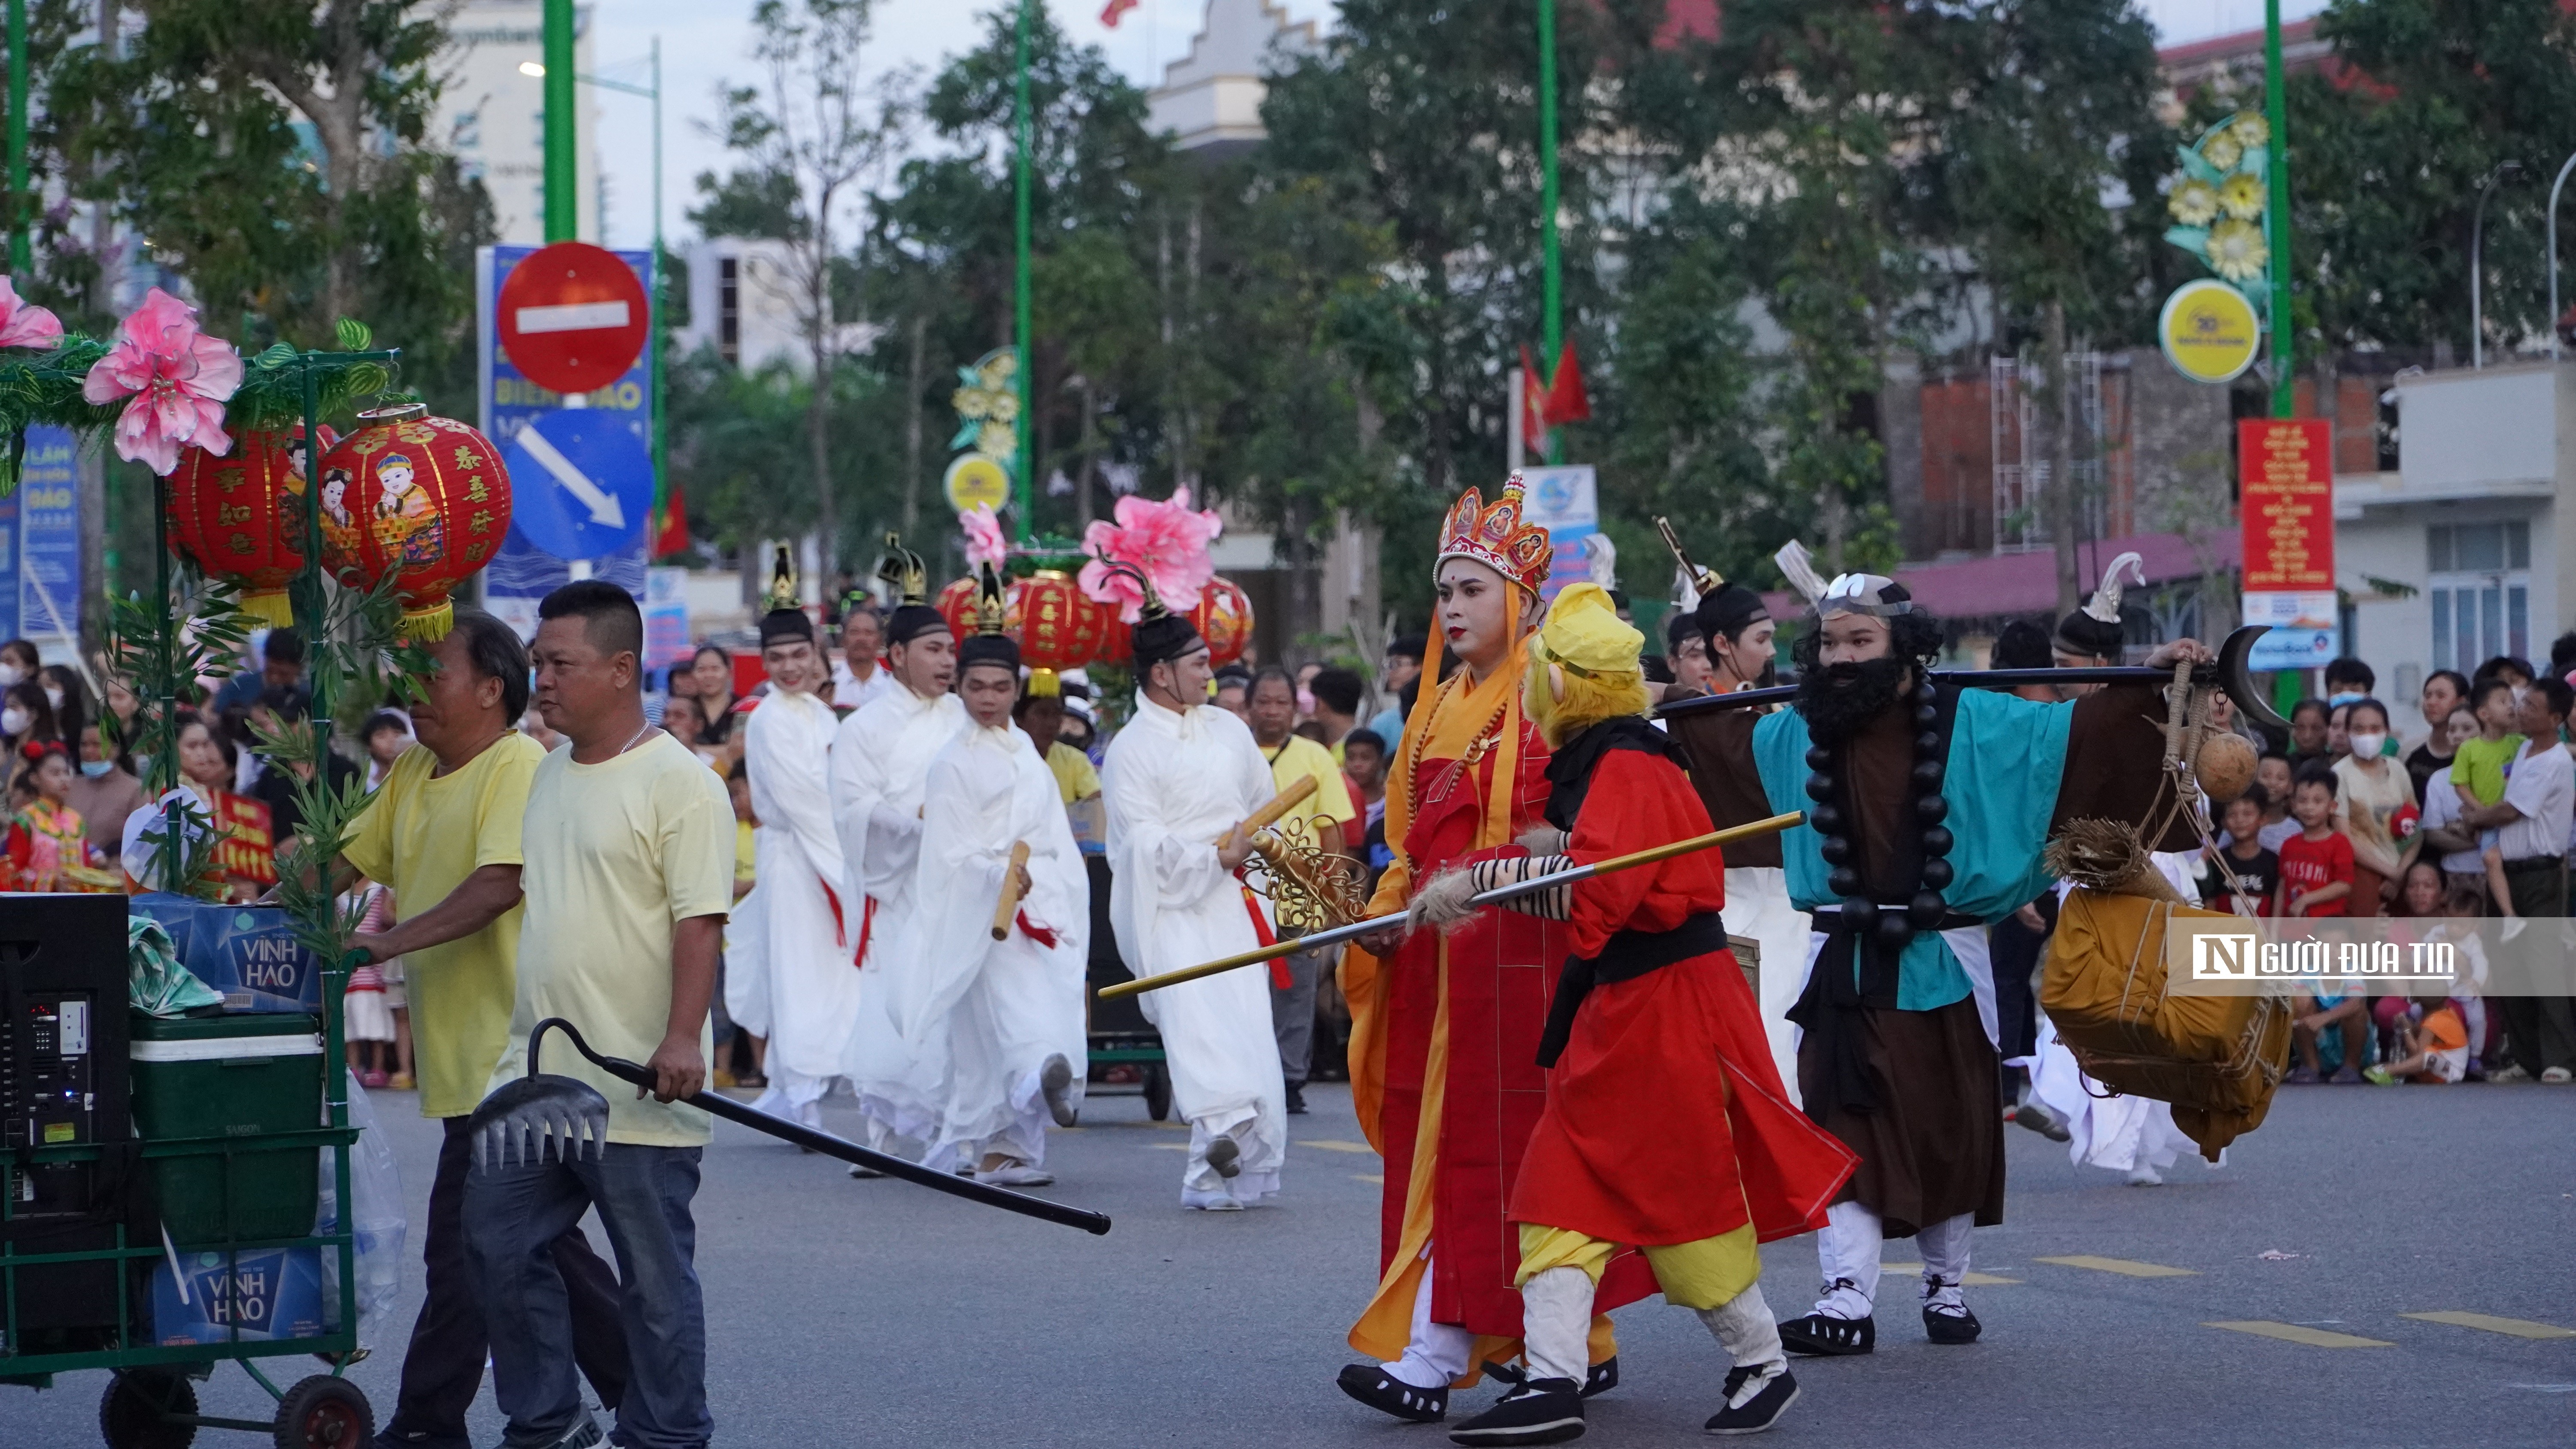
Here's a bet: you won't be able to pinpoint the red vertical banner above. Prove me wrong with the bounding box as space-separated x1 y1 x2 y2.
2239 419 2334 591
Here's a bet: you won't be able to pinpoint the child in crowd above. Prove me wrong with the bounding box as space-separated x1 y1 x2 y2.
2366 1000 2471 1085
2253 753 2300 850
2451 677 2525 918
342 882 400 1087
2204 787 2280 916
2278 764 2354 918
2375 865 2490 1083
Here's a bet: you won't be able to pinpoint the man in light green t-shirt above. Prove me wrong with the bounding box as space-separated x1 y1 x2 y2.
341 608 630 1449
467 581 732 1449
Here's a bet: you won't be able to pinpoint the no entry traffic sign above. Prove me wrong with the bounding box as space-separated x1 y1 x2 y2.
497 240 649 396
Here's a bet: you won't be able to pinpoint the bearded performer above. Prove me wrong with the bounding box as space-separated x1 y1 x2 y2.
1407 584 1855 1446
728 603 858 1130
1336 477 1637 1428
835 539 967 1165
1097 576 1289 1211
1661 528 1806 1103
1663 570 2208 1356
873 566 1088 1185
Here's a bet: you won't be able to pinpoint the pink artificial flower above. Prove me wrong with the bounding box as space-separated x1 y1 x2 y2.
0 277 62 351
80 287 242 476
1077 487 1223 621
960 503 1008 571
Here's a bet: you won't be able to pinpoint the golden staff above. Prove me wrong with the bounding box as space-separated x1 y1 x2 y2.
1224 774 1317 843
989 840 1032 941
1100 810 1805 1000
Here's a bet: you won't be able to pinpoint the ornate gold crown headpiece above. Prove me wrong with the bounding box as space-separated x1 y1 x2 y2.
1436 473 1552 594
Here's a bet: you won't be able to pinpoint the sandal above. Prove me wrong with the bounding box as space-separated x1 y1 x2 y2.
1778 1311 1874 1357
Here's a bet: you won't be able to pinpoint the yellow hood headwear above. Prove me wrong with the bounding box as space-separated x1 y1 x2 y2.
1530 582 1643 680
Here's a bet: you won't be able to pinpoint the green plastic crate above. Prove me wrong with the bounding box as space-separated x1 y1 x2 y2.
129 1013 323 1246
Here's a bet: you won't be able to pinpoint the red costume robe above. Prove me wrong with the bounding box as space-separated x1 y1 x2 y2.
1341 663 1659 1364
1506 734 1855 1249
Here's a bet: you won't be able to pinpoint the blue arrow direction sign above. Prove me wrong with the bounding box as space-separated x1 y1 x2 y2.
502 408 652 561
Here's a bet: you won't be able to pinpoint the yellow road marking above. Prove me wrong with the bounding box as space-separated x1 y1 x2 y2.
2403 1311 2576 1340
1883 1262 2019 1286
1298 1139 1376 1154
1354 1173 1385 1184
2206 1321 2394 1348
2033 1255 2198 1278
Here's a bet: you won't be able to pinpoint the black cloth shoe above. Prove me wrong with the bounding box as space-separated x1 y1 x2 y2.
1338 1363 1447 1424
1923 1303 1981 1344
1286 1082 1309 1115
1479 1355 1615 1397
1704 1365 1799 1436
1777 1312 1874 1357
1449 1378 1585 1446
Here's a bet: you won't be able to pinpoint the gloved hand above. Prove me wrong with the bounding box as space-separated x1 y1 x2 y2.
1516 825 1570 856
1406 866 1482 935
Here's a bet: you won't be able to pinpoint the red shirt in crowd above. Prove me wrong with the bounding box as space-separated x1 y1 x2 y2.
2277 828 2354 917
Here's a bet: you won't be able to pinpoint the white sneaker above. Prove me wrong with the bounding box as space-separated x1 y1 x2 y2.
2543 1067 2573 1085
975 1161 1056 1187
2126 1163 2163 1186
1196 1197 1246 1212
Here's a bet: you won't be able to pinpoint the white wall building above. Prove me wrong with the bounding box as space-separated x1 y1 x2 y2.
1146 0 1320 155
675 238 809 374
2335 363 2570 711
438 0 601 246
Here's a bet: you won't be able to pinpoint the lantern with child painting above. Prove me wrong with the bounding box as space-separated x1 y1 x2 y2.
1190 577 1254 666
163 424 335 627
319 404 512 640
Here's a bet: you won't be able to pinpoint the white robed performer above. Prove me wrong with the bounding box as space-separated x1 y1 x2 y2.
834 539 967 1161
873 568 1089 1185
1097 572 1289 1211
1663 527 1811 1102
730 605 860 1128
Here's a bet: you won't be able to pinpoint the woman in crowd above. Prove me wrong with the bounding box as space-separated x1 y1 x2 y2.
2405 670 2468 805
689 644 741 753
174 710 276 898
2331 697 2418 917
1 678 59 755
66 722 144 868
0 638 38 691
663 692 722 770
1 741 115 891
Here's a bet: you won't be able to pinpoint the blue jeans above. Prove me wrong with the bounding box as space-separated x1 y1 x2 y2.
465 1144 709 1449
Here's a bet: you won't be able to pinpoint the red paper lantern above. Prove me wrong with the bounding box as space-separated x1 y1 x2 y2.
934 575 980 642
1021 570 1130 671
1191 576 1254 665
164 426 335 627
318 406 512 641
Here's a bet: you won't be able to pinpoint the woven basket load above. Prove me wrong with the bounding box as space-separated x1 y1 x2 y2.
2041 888 2293 1160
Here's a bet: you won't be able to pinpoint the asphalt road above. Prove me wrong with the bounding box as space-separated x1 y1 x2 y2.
8 1076 2571 1448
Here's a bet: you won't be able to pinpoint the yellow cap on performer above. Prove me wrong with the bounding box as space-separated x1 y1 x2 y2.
1534 582 1642 679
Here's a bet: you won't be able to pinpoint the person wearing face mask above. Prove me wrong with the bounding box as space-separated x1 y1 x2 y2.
2330 698 2419 917
38 665 82 740
1 679 59 755
0 637 38 692
64 723 144 867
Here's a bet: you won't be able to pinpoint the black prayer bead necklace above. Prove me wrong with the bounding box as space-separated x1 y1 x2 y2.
1802 678 1956 950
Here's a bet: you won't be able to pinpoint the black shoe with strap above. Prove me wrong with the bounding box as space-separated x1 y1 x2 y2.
1338 1363 1448 1424
1481 1356 1619 1399
1776 1310 1874 1357
1449 1378 1585 1446
1704 1365 1800 1436
1922 1299 1981 1345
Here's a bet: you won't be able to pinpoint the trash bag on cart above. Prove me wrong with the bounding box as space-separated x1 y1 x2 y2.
126 911 222 1017
314 1070 406 1340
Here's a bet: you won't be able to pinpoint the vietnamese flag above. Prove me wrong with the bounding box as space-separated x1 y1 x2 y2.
1101 0 1138 26
650 480 691 558
1541 339 1590 426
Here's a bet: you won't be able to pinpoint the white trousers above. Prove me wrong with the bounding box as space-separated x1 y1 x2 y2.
747 1061 832 1126
1814 1200 1974 1318
1519 1267 1784 1390
1382 1254 1476 1389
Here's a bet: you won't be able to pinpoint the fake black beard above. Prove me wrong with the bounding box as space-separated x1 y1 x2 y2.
1795 656 1914 745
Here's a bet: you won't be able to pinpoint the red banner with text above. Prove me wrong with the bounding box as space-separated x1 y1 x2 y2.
2239 419 2334 591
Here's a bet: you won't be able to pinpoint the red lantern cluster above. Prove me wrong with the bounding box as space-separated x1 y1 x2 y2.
318 406 512 640
164 426 335 627
935 570 1132 672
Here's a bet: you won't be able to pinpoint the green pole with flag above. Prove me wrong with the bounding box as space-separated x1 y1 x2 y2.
1537 0 1562 464
7 0 26 274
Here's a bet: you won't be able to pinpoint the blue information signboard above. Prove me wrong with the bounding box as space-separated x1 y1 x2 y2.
477 245 656 637
0 427 85 650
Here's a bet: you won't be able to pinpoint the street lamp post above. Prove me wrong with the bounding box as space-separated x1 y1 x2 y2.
1537 0 1561 464
2472 161 2522 370
2549 149 2576 362
1012 0 1036 543
2262 0 2293 419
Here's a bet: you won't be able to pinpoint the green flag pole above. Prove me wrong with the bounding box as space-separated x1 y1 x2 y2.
1012 0 1036 542
8 0 26 274
1537 0 1562 464
542 0 577 242
2263 0 2292 420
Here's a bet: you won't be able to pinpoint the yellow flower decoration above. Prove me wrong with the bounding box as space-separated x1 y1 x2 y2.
2203 131 2243 172
976 419 1015 458
2207 218 2269 282
2229 112 2268 150
2169 178 2221 227
2218 173 2265 221
953 385 993 420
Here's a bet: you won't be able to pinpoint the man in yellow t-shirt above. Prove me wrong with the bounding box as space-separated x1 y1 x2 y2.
1249 666 1359 1115
341 607 630 1449
467 582 734 1449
